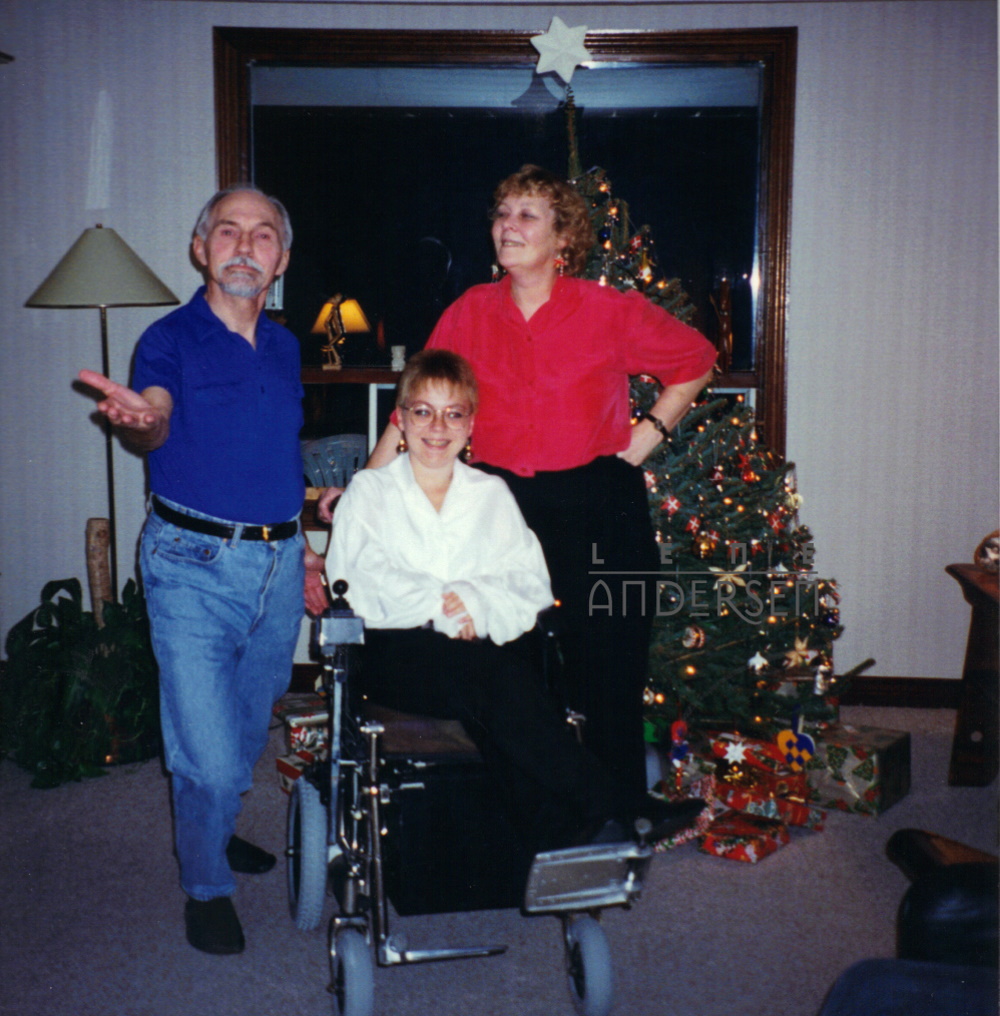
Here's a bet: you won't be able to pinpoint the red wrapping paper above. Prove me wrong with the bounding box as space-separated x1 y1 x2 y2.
714 783 825 830
276 748 319 794
699 809 790 863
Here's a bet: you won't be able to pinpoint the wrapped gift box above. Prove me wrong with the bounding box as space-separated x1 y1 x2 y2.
699 809 790 863
286 714 329 753
714 758 812 803
710 733 813 795
710 732 788 774
276 748 321 794
804 724 911 815
715 782 825 830
273 692 329 752
273 692 326 723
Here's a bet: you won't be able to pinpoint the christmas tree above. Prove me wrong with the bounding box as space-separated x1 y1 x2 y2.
564 91 864 739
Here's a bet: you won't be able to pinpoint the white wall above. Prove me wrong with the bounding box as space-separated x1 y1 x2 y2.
1 0 996 679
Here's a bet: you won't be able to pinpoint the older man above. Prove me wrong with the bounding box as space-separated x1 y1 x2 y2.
80 186 326 954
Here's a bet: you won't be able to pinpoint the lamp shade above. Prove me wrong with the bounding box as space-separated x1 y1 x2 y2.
339 298 371 333
26 224 178 309
310 296 371 334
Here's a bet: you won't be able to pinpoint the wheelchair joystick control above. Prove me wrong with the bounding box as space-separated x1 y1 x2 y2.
316 579 365 653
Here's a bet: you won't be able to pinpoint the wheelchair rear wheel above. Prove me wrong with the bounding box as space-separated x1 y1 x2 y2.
564 914 614 1016
329 927 375 1016
287 776 328 931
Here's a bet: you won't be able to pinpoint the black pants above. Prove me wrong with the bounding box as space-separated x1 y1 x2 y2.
362 627 623 849
477 456 658 801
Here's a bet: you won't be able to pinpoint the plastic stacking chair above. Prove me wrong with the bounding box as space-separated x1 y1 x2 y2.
301 434 368 488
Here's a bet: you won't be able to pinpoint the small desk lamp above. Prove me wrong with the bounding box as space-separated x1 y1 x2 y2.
311 294 371 370
26 224 179 601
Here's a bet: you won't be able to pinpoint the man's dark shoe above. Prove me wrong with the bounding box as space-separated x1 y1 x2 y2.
641 797 707 843
185 896 245 955
226 835 276 875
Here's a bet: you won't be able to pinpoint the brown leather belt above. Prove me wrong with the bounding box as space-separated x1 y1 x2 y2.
152 497 298 542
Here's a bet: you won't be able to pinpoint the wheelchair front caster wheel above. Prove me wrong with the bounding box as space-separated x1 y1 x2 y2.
287 776 327 931
564 914 614 1016
329 928 375 1016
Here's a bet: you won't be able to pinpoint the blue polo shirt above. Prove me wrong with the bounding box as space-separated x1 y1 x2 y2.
132 287 304 524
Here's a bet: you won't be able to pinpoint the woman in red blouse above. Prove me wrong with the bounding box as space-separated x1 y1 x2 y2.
367 165 716 812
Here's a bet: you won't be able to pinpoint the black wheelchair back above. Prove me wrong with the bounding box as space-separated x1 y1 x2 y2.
286 581 654 1016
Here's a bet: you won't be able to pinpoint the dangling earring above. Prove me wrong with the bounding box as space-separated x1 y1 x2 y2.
554 253 568 277
491 263 504 283
396 436 408 454
461 438 473 463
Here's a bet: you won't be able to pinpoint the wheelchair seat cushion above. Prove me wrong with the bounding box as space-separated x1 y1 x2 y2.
362 701 480 758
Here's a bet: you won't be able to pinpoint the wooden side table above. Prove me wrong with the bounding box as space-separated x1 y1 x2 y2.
945 564 999 786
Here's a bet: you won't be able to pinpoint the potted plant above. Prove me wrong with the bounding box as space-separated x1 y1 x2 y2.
0 578 160 788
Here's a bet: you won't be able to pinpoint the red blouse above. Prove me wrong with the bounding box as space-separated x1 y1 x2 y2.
426 275 717 477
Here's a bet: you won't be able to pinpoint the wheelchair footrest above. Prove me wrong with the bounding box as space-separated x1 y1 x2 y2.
378 941 508 966
523 841 654 914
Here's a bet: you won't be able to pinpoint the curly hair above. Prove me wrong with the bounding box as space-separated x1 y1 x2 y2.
396 349 479 413
491 165 594 276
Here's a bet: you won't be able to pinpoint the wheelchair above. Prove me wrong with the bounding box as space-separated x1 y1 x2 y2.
286 581 655 1016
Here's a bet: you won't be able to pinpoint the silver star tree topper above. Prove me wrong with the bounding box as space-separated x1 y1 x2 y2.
530 16 591 85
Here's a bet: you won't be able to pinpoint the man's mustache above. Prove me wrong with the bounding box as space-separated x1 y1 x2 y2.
220 256 264 274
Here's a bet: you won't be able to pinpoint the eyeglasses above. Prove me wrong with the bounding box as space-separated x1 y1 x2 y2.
401 404 472 429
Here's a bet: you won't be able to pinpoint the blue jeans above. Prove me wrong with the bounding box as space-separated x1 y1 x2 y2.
140 497 304 900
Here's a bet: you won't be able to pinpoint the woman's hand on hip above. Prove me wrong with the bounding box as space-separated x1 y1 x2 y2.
616 418 662 467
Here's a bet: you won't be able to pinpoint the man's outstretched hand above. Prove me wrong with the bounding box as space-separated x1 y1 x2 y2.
78 370 172 451
79 369 161 428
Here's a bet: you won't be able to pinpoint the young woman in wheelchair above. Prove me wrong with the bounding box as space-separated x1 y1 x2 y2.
325 349 703 852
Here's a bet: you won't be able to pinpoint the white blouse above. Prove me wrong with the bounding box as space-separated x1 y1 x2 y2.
325 454 553 645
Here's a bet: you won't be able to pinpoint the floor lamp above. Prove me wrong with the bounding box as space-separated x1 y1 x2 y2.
26 224 178 601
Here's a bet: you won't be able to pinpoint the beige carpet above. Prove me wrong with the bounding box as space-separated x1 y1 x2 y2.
0 705 995 1016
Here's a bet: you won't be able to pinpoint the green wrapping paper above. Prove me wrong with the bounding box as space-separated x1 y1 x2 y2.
804 724 911 815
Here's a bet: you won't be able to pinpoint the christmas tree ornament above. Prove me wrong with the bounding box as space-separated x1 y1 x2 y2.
669 719 690 791
974 530 999 572
659 585 683 612
682 625 706 649
813 658 834 694
708 562 748 592
530 16 591 84
695 534 717 558
722 739 749 764
776 724 816 772
748 651 769 673
785 636 815 669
